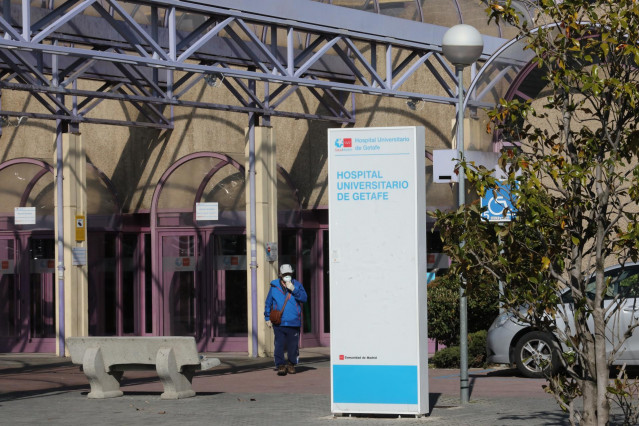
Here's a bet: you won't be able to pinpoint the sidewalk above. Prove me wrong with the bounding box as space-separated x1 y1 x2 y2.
0 348 573 425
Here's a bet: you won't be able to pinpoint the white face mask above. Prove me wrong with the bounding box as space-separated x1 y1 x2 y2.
283 275 292 283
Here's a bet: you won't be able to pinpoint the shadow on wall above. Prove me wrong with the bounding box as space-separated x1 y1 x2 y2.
106 108 246 213
1 95 57 163
288 94 452 210
290 118 333 210
100 124 169 213
103 77 453 213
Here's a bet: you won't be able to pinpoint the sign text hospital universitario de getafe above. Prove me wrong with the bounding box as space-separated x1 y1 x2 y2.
328 126 428 415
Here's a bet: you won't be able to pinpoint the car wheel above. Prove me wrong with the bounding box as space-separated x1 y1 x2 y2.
514 331 559 378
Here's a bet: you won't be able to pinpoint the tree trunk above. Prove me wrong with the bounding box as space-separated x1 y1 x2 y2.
594 308 611 425
581 380 598 425
593 160 610 425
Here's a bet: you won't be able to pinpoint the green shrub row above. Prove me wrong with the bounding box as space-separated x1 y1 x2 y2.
430 330 488 368
427 272 498 347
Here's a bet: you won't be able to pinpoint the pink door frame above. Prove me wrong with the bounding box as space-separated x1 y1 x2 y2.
155 228 249 352
208 229 249 352
0 232 57 353
278 227 329 348
0 235 19 352
148 152 316 353
0 158 122 352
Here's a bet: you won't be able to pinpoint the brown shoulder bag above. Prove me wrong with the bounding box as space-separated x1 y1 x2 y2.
269 292 291 325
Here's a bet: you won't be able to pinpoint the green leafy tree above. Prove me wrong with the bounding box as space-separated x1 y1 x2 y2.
433 0 639 423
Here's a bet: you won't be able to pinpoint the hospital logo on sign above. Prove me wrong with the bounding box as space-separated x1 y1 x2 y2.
334 138 353 152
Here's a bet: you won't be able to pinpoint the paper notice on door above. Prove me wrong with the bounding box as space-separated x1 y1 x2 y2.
72 248 87 266
15 207 36 225
196 202 219 221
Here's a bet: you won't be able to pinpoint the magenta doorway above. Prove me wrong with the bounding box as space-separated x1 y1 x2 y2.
158 229 248 352
0 234 56 353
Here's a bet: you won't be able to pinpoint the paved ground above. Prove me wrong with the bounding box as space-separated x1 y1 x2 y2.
0 347 593 425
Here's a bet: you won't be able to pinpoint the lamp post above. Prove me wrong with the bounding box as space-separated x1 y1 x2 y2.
441 24 483 405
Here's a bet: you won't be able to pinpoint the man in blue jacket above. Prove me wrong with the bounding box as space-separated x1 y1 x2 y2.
264 263 308 376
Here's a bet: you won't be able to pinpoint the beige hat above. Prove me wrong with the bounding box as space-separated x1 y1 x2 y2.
279 264 293 275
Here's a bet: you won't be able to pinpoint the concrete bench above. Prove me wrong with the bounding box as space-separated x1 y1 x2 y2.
66 336 220 399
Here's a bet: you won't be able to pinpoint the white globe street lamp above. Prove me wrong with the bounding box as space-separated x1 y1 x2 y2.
442 24 484 67
441 24 483 406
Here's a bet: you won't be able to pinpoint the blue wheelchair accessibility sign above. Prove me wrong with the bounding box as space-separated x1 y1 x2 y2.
481 182 517 222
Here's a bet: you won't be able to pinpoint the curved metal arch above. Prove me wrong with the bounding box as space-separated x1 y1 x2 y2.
462 35 527 113
0 157 54 174
147 151 243 336
151 151 302 219
21 168 51 208
0 157 121 215
450 0 463 26
502 32 603 103
461 21 593 113
193 158 244 205
461 32 540 151
0 158 53 209
150 151 245 223
463 22 608 150
502 60 539 102
193 160 302 227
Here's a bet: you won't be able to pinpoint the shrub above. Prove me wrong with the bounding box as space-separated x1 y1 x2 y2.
427 272 498 347
430 330 487 369
431 346 460 368
427 274 460 347
468 330 487 367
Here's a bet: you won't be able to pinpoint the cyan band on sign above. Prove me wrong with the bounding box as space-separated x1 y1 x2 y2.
333 365 418 404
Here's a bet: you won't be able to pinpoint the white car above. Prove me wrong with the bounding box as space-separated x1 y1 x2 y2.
486 263 639 378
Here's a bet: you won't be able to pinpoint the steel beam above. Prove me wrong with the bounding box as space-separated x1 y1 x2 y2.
0 0 508 128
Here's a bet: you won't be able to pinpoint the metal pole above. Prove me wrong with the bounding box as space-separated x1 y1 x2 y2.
456 64 469 404
56 122 65 356
248 80 259 358
53 46 66 356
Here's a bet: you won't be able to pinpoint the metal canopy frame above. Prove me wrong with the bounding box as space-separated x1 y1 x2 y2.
0 0 511 358
0 0 505 130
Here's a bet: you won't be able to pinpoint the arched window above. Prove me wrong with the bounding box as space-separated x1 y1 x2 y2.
152 152 301 229
0 158 120 230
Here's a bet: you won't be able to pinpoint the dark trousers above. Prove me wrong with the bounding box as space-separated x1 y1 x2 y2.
273 326 300 366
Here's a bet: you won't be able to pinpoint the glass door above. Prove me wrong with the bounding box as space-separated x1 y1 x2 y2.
0 237 18 351
279 228 325 348
301 230 316 345
161 233 199 337
0 235 57 352
88 233 117 335
321 229 330 346
88 232 144 336
158 230 249 353
26 236 56 352
207 232 247 352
